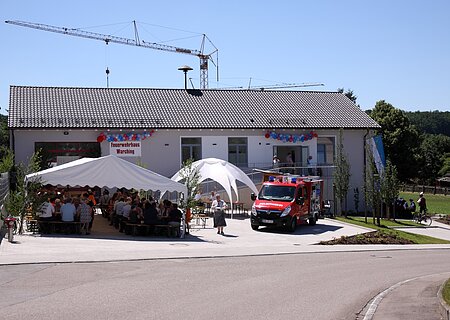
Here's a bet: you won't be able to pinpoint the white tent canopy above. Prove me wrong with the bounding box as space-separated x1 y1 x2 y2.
171 158 258 205
25 155 187 195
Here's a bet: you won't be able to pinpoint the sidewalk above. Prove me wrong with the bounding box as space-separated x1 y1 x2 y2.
2 215 450 265
370 272 450 320
393 220 450 241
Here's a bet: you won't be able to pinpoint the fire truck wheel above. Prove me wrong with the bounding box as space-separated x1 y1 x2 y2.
309 214 317 226
288 216 297 232
251 224 259 231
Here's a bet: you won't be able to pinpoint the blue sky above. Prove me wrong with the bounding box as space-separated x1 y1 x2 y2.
1 0 449 115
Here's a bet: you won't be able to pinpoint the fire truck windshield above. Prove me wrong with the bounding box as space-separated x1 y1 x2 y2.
258 185 296 202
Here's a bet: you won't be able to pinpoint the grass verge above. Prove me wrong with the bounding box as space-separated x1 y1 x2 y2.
443 278 450 306
399 191 450 215
334 216 450 244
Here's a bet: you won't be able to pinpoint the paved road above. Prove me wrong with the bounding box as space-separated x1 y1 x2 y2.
1 249 449 320
2 216 450 319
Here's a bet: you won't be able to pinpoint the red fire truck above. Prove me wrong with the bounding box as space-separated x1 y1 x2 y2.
250 175 324 231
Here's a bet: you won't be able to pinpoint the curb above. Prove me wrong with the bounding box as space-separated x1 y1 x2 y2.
438 279 450 320
362 277 417 320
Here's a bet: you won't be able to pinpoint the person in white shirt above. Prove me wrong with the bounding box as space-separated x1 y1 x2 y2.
37 200 55 234
38 200 55 220
211 194 228 235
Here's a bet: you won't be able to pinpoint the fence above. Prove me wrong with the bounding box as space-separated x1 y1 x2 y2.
401 184 450 196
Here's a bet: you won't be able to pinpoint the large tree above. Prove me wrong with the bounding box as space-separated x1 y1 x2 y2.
368 100 420 181
406 111 450 136
0 114 9 151
417 134 450 184
337 88 358 106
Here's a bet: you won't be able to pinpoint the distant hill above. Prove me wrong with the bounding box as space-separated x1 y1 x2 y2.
405 111 450 136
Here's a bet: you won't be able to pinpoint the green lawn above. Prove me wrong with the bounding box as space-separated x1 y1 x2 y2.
399 191 450 215
335 216 450 244
443 278 450 305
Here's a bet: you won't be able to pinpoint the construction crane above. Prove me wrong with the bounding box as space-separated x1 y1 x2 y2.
5 20 218 89
215 82 325 91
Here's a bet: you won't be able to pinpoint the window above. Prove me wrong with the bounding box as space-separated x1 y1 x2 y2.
316 137 335 165
181 137 202 163
228 137 248 167
35 142 100 169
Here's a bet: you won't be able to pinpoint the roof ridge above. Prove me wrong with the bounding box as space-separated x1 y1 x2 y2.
10 85 340 94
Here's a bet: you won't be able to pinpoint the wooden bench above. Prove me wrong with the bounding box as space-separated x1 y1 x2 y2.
25 218 39 234
191 214 210 228
124 222 179 237
37 220 83 234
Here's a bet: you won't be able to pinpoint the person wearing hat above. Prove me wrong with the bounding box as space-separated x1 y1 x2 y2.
417 192 427 215
211 194 228 235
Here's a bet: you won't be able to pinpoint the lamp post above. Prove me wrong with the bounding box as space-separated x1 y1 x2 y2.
178 65 193 90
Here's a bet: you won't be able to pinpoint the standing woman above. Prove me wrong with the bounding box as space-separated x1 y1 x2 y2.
77 196 92 235
211 194 228 235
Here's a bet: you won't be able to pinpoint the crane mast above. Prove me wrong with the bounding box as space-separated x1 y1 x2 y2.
5 20 218 89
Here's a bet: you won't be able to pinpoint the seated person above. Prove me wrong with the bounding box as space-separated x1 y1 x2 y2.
158 200 172 223
143 201 158 224
61 198 76 222
54 198 62 221
143 201 159 235
194 190 204 207
408 198 416 213
60 197 77 233
168 203 182 237
37 199 55 234
120 198 132 232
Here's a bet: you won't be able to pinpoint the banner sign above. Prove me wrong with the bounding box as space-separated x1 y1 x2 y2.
110 141 141 157
369 135 386 175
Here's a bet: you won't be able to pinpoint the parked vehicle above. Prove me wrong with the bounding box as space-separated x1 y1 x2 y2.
250 175 323 231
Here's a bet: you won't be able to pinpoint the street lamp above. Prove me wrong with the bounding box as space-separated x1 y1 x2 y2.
178 65 193 90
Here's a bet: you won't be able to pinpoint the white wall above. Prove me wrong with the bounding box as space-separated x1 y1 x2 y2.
12 128 369 212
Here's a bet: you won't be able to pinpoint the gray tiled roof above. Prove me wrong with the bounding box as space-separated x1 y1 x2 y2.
8 86 380 129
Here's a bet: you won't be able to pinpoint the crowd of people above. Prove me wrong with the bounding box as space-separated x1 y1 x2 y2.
36 188 183 237
36 188 97 234
394 192 427 219
103 190 182 237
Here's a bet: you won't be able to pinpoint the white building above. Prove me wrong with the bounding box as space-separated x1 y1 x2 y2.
8 86 379 210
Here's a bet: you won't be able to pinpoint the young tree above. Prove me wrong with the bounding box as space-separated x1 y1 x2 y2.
333 129 351 216
380 160 400 220
364 138 380 225
4 150 45 234
177 158 202 210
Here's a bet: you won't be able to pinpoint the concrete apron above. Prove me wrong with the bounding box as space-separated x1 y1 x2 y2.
2 216 450 265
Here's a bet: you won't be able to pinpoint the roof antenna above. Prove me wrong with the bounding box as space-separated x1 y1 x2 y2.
178 65 193 90
189 77 195 89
